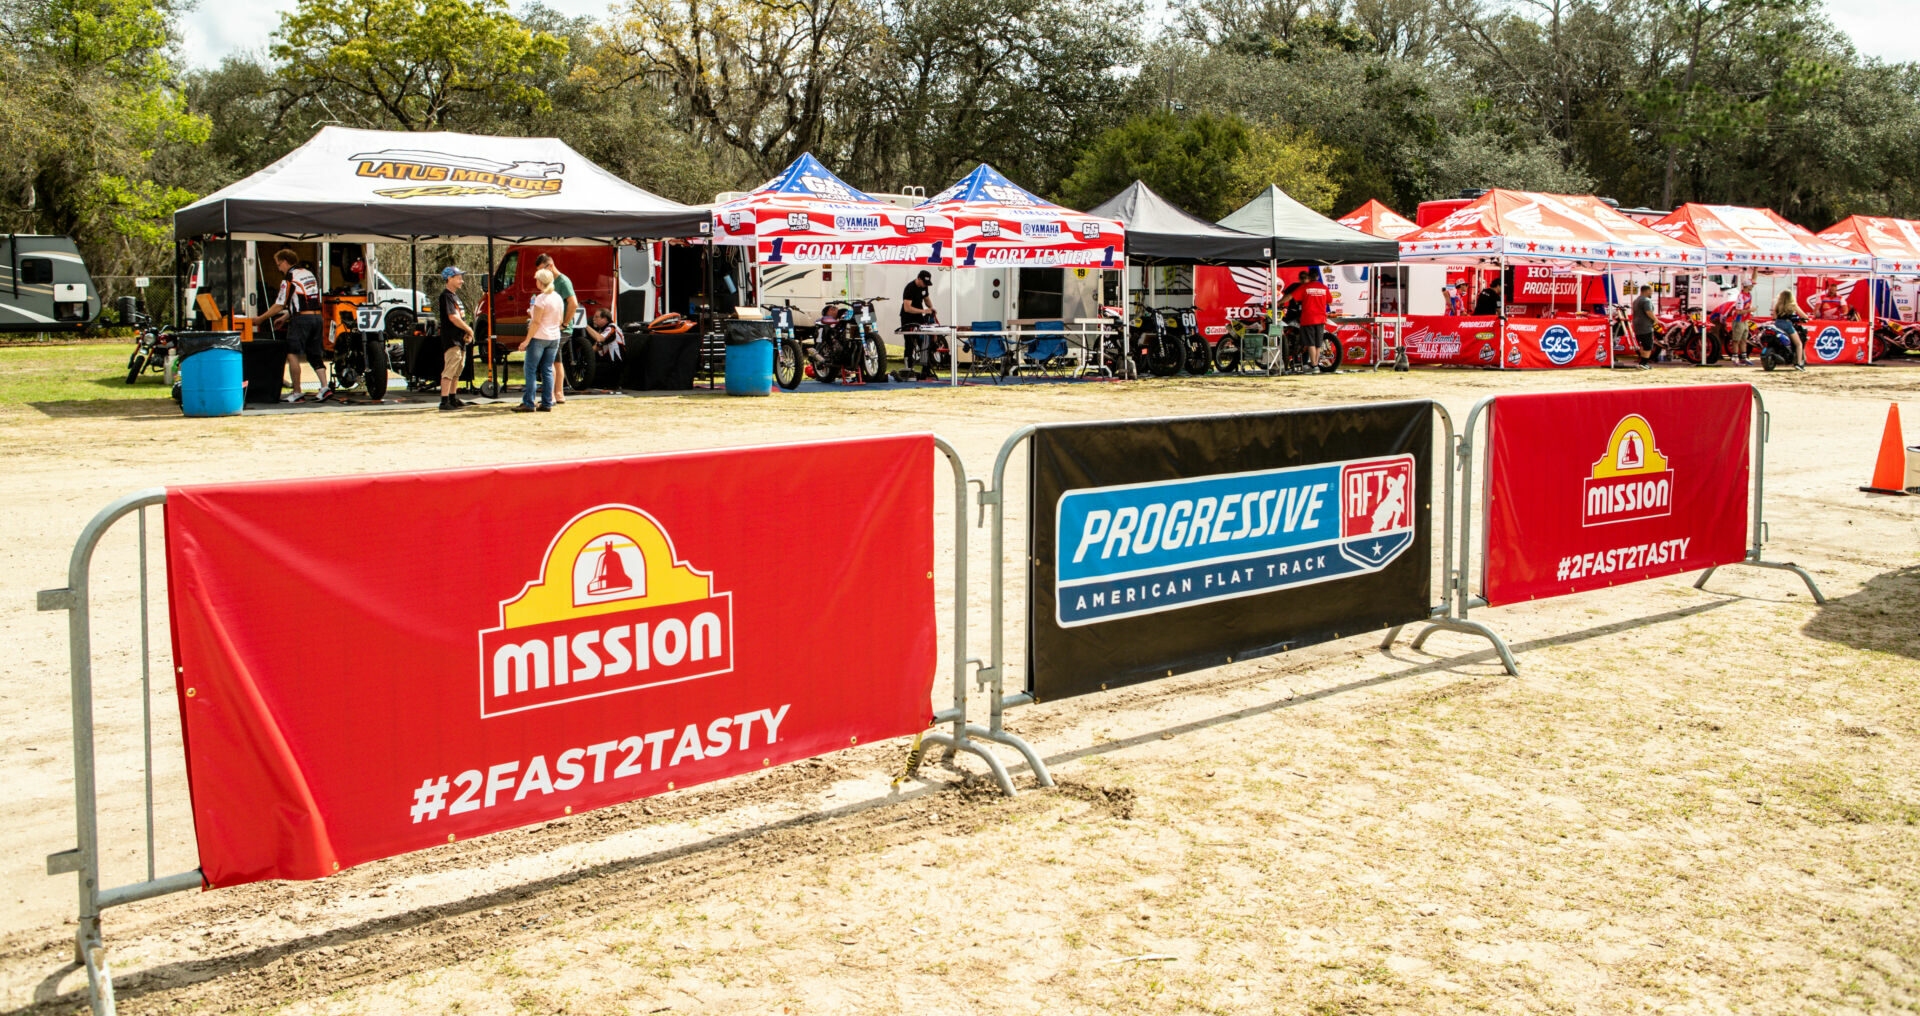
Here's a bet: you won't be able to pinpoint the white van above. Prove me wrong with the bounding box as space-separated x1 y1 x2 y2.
0 235 100 332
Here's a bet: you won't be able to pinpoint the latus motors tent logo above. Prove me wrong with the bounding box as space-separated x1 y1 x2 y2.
1582 415 1672 527
352 149 565 200
478 505 733 718
1053 454 1415 626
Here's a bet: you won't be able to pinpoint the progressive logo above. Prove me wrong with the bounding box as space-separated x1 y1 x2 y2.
1582 415 1673 527
1540 324 1578 365
1053 455 1416 626
477 505 733 718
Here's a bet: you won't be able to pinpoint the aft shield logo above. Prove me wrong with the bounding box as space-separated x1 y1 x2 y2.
478 505 733 718
1813 325 1844 360
1582 415 1673 527
1540 324 1578 365
1052 454 1417 626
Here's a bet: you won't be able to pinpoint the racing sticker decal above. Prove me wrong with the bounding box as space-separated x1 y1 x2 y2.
478 505 733 718
1053 454 1415 626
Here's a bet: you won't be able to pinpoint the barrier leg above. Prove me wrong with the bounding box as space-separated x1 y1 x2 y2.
919 730 1016 796
1404 617 1520 675
79 919 114 1016
972 722 1053 788
1696 558 1826 604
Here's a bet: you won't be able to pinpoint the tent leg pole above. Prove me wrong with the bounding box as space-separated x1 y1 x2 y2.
487 237 497 392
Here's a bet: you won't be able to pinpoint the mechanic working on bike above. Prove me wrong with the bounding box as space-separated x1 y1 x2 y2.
254 248 330 402
1279 267 1336 373
1630 284 1658 369
437 266 472 412
901 269 938 380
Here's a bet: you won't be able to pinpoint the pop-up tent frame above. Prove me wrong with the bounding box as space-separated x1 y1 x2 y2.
173 126 712 395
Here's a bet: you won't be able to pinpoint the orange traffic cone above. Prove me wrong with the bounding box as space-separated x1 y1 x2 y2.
1860 403 1911 495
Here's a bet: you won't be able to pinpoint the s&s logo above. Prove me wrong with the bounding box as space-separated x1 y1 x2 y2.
1813 326 1844 361
1540 324 1578 365
478 506 733 718
1582 416 1672 527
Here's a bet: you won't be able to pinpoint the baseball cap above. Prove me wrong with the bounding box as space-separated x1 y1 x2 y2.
441 266 465 279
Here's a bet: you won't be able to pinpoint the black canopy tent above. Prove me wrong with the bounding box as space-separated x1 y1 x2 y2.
1089 181 1272 266
173 126 712 397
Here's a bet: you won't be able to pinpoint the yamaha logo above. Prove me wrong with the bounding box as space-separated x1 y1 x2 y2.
1814 326 1844 360
1540 324 1578 365
834 214 882 232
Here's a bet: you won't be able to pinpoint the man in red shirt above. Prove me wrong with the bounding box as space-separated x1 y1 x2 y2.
1814 279 1847 321
1279 267 1337 372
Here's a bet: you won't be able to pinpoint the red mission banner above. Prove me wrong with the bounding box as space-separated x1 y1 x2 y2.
165 436 937 887
1481 385 1751 605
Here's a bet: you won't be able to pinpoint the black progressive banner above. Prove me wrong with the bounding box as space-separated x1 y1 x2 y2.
1028 400 1433 701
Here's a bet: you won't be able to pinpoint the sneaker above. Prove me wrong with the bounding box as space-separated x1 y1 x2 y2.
537 404 552 412
448 394 465 407
513 404 536 413
317 386 335 402
439 396 459 411
281 392 300 403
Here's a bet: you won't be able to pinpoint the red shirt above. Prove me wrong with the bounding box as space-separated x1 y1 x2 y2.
1815 292 1846 320
1295 281 1332 326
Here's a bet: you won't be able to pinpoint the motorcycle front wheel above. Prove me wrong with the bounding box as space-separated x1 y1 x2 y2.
774 339 804 390
1148 336 1184 377
1183 336 1212 375
1214 336 1242 374
126 351 147 384
861 333 888 382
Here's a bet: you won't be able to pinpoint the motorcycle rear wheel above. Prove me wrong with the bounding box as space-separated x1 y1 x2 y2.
126 351 147 384
1183 336 1212 375
1148 336 1184 377
1214 335 1242 374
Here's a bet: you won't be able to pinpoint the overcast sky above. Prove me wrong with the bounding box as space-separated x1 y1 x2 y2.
177 0 1920 71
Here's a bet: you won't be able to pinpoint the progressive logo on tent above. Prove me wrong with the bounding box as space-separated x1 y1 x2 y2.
1539 324 1578 365
1582 415 1672 527
1052 455 1416 626
477 505 733 718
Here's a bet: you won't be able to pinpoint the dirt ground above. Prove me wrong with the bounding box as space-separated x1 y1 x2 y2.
1 361 1917 1015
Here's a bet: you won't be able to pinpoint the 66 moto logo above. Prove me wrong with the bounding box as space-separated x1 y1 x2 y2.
904 214 926 234
478 505 733 718
1813 326 1845 361
979 220 1002 238
1052 454 1415 625
1078 221 1104 241
784 212 811 232
1540 324 1578 365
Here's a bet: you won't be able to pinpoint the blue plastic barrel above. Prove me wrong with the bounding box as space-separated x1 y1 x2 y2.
177 331 246 417
724 337 774 396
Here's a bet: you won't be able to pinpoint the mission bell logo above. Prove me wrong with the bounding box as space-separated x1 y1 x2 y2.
1582 415 1673 527
478 505 733 718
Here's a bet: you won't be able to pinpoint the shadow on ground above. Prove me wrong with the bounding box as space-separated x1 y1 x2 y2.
1803 565 1920 660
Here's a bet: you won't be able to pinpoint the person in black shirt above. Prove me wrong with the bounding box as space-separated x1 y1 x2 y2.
900 270 937 380
436 266 472 410
1473 276 1501 316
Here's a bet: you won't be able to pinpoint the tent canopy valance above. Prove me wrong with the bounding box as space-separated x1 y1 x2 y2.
174 126 711 244
916 164 1122 268
1649 203 1869 273
1816 215 1920 276
1217 185 1398 265
1336 199 1419 240
712 153 949 266
1087 181 1270 265
1398 190 1701 269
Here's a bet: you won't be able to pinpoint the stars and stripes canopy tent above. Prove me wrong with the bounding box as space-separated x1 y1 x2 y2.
915 164 1123 269
1816 215 1920 276
1648 204 1869 273
1397 190 1702 269
1335 199 1420 240
1217 185 1399 265
174 126 711 243
711 154 951 266
1087 181 1271 265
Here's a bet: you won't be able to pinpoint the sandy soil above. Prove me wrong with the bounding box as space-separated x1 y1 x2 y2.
1 363 1917 1014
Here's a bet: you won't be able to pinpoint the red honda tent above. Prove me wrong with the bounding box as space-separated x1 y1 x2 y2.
1336 200 1419 240
1648 204 1869 273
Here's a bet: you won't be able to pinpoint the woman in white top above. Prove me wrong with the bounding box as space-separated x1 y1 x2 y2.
516 269 565 412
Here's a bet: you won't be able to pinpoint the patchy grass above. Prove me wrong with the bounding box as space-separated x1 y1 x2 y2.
0 342 173 411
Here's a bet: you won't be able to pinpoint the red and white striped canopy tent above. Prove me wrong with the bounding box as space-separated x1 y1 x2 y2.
915 164 1123 269
1336 199 1419 240
1648 204 1869 274
711 153 952 266
1816 215 1920 276
1398 190 1703 269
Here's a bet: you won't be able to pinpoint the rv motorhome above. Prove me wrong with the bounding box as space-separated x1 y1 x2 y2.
1 235 100 332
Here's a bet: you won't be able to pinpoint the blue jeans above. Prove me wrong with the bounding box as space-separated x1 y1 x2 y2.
521 339 557 408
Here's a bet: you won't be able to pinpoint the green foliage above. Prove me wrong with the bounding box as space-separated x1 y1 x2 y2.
269 0 568 130
1056 112 1252 220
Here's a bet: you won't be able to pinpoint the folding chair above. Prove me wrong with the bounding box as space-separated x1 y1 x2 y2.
962 320 1011 382
1020 320 1070 376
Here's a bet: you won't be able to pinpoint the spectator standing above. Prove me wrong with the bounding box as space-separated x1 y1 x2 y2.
533 253 579 402
1630 284 1659 369
436 266 472 411
515 269 563 413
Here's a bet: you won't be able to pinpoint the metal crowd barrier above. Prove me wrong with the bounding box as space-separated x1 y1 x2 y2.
1395 386 1824 673
38 436 1019 1016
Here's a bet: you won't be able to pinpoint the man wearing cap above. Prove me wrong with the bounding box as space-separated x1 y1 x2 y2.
900 269 938 380
437 266 473 411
